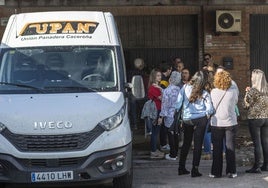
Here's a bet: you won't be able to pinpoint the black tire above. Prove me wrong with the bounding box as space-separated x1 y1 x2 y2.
0 183 5 188
113 168 133 188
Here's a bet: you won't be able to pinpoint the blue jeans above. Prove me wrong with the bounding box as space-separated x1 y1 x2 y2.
145 117 153 133
150 124 161 152
150 110 161 152
203 122 211 154
204 122 226 154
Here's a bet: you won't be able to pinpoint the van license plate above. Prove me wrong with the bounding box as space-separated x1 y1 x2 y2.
31 171 73 182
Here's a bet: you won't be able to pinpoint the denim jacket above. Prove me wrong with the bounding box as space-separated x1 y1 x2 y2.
141 99 158 120
175 84 214 121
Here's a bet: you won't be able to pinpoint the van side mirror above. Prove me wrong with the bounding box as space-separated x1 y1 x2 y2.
129 75 145 99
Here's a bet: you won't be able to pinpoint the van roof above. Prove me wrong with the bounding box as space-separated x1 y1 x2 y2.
1 11 120 47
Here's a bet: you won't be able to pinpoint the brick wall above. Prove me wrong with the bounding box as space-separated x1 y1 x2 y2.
203 6 249 90
203 5 268 119
1 3 268 119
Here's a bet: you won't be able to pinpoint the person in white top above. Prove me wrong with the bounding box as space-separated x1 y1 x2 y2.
210 70 238 178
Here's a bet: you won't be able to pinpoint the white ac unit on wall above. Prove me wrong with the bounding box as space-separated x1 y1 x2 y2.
216 10 241 32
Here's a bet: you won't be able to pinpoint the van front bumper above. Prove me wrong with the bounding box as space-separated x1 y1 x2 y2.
0 143 132 184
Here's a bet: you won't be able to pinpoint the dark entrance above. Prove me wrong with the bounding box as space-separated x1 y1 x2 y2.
250 15 268 76
115 15 198 75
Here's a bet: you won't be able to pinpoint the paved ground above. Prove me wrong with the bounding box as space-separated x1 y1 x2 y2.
6 121 268 188
132 120 268 188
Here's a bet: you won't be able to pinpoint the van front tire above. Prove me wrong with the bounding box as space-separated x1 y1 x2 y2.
113 168 133 188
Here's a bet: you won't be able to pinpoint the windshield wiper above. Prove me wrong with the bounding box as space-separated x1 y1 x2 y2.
44 86 96 92
0 82 45 93
95 86 117 91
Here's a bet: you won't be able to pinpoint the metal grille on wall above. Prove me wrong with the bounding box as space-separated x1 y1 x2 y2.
250 15 268 77
115 15 198 74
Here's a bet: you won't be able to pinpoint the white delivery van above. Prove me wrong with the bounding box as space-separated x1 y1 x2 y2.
0 11 144 188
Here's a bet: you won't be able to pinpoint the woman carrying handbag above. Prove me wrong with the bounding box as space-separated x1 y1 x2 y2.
159 71 181 160
209 70 239 178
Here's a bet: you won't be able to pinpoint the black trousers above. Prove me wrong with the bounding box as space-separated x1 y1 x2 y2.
211 125 237 176
160 124 168 147
179 116 208 169
248 118 268 168
167 128 179 158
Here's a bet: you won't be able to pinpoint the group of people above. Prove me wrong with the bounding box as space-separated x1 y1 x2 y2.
134 53 268 179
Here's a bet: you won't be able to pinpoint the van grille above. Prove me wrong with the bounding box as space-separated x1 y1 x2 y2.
2 126 104 152
19 157 86 167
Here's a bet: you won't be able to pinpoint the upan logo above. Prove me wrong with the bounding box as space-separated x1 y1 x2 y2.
34 121 73 130
20 21 99 36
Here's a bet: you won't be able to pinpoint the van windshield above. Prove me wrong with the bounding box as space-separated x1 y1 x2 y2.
0 46 118 94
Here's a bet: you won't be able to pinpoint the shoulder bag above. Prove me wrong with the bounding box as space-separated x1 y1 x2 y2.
168 87 185 132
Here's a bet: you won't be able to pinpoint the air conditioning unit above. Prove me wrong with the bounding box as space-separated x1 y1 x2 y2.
216 10 241 32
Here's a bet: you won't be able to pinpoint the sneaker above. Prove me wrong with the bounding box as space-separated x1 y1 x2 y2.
145 131 152 136
202 154 211 160
150 150 164 159
209 173 215 178
160 144 170 151
228 173 237 178
165 154 177 161
155 149 164 155
209 173 221 178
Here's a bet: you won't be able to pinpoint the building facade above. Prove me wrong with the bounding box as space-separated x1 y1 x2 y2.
1 0 268 119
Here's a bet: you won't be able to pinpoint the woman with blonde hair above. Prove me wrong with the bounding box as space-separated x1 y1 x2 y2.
210 70 238 178
243 69 268 173
147 68 164 159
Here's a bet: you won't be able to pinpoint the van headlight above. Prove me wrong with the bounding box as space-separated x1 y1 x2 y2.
98 105 125 131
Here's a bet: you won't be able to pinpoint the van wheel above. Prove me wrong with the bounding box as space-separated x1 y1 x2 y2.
113 169 133 188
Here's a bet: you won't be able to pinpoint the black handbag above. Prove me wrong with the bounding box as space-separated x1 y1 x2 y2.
169 86 187 132
168 88 185 133
168 109 181 133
